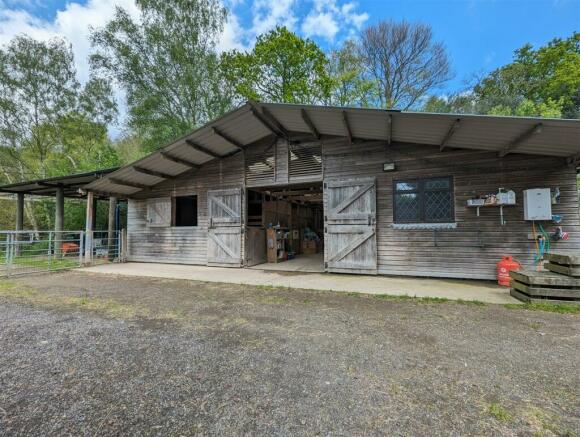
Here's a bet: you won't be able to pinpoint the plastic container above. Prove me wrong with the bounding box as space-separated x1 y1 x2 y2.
496 256 520 287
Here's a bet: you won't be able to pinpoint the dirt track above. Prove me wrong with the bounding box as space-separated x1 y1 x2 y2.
0 271 578 436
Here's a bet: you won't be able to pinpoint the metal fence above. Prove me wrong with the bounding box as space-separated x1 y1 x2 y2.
0 230 124 277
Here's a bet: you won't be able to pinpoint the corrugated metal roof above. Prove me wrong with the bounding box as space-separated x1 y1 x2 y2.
84 102 580 197
0 168 118 198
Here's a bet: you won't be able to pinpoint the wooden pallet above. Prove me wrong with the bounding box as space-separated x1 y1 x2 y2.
509 269 580 304
545 253 580 277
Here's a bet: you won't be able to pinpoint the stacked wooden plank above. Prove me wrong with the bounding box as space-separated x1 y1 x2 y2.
510 253 580 304
544 253 580 277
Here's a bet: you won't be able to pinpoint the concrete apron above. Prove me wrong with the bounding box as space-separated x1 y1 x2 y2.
79 262 519 304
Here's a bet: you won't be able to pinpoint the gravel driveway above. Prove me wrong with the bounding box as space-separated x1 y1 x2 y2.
0 271 578 436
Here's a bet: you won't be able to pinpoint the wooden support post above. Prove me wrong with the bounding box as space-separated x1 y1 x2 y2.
107 196 117 260
84 191 94 264
54 186 64 256
15 192 24 256
15 193 24 231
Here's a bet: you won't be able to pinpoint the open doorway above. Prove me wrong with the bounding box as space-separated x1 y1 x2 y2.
246 183 324 273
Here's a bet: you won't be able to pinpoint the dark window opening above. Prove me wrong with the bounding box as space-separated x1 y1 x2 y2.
173 195 198 227
394 177 454 223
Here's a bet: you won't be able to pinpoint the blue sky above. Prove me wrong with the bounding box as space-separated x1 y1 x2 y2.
0 0 578 111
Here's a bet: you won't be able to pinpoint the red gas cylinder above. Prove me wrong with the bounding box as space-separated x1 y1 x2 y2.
496 256 520 287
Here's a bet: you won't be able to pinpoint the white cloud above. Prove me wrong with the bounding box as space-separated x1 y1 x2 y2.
302 12 339 40
0 0 139 83
251 0 297 36
0 0 370 136
217 11 247 51
301 0 368 41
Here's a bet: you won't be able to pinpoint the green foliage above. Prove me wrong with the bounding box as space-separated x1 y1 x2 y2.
474 32 579 118
0 36 117 181
221 26 332 104
422 32 579 119
0 35 118 231
90 0 232 152
327 40 377 107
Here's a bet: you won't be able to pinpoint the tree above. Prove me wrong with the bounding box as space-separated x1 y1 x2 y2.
221 26 332 105
90 0 232 152
358 20 452 110
0 35 118 230
474 32 579 118
422 93 479 115
327 40 376 107
0 36 116 181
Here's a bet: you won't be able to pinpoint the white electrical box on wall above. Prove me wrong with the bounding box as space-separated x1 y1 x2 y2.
523 188 552 221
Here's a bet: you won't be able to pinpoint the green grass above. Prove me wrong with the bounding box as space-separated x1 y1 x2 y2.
488 403 513 422
373 294 450 303
0 280 145 319
0 254 79 272
504 302 580 315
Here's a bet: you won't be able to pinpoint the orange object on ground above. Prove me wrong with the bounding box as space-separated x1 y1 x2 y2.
61 242 79 256
496 256 520 287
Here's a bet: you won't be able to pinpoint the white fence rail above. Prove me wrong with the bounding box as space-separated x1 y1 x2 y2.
0 230 125 277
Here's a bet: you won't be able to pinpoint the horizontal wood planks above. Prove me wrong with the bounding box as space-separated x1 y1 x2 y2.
126 134 580 280
510 269 580 303
127 152 244 265
323 140 580 280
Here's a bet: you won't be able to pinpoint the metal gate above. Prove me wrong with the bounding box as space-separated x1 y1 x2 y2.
323 178 378 274
207 188 244 267
0 230 123 277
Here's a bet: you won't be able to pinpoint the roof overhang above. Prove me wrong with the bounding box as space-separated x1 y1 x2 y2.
0 168 119 198
80 102 580 196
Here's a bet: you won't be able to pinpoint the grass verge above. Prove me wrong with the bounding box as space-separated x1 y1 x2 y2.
0 280 150 320
504 302 580 315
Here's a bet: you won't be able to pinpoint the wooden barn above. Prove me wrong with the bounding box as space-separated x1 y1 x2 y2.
84 102 580 280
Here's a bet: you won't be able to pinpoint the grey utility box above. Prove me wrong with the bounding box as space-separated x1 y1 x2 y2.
523 188 552 221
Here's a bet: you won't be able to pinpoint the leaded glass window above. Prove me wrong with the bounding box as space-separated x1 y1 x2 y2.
394 177 454 223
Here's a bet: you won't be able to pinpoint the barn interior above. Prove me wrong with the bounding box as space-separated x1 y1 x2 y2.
246 183 324 272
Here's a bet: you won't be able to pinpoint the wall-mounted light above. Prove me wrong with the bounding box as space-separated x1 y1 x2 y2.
383 162 396 172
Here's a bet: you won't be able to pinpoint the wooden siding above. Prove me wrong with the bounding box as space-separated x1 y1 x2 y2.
125 135 580 280
127 152 244 265
323 140 580 280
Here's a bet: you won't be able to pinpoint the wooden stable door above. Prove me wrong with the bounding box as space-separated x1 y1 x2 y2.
207 188 243 267
324 178 377 274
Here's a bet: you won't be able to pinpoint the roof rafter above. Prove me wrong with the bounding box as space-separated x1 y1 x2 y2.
499 123 543 157
160 152 199 168
248 103 287 139
185 139 222 159
301 109 320 140
109 178 151 191
260 106 289 138
386 114 393 146
440 118 461 152
133 166 175 179
212 126 246 150
342 111 353 145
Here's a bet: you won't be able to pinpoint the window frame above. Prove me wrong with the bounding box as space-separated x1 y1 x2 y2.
171 194 199 227
393 176 455 224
